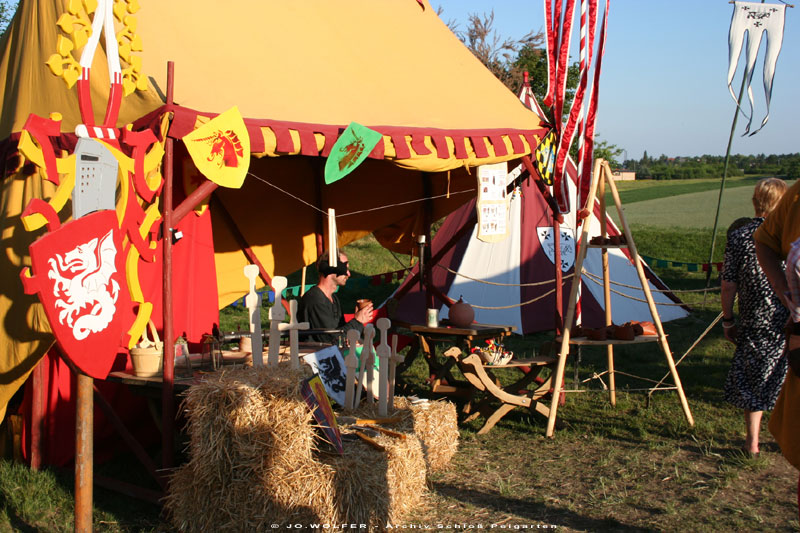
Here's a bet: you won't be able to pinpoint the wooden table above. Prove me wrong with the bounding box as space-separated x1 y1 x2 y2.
442 347 556 434
406 322 515 396
107 350 252 394
400 322 556 433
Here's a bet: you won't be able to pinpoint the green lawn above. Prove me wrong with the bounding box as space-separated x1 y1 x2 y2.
611 184 757 231
607 175 761 205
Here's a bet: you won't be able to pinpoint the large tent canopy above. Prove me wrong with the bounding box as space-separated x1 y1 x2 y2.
0 0 548 420
0 0 548 300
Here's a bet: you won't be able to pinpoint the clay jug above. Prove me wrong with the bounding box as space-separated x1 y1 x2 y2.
449 297 474 328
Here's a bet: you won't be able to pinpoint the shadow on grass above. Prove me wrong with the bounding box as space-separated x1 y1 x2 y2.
4 509 38 533
430 483 659 532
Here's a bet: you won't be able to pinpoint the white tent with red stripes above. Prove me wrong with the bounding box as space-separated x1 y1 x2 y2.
393 80 688 334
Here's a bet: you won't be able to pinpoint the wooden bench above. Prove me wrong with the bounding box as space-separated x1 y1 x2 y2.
443 347 557 434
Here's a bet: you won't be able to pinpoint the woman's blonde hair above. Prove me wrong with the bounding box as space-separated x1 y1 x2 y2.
753 177 787 216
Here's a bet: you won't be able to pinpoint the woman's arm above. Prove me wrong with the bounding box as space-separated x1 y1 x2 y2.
720 279 738 344
755 240 790 309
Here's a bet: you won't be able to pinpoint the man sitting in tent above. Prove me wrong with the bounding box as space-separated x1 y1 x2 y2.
298 251 373 344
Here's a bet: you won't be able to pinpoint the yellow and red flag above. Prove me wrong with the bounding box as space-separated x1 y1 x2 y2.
183 106 250 189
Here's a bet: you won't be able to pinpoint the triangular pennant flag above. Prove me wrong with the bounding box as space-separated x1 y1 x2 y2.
183 106 250 189
324 122 382 184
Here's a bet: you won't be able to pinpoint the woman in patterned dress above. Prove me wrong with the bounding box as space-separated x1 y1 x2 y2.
721 177 788 455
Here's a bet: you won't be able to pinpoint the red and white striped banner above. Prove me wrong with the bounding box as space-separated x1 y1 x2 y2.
579 0 610 209
543 0 609 215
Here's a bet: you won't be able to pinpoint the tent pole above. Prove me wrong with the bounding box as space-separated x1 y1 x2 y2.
554 217 563 334
703 2 759 304
74 372 92 533
171 180 218 224
314 161 325 257
422 173 434 309
30 358 44 470
161 61 176 470
599 170 615 406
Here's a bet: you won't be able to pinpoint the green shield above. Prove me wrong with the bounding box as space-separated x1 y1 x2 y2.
324 122 383 184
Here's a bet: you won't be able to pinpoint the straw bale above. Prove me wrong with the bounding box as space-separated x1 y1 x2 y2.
165 365 337 531
352 397 459 473
321 431 427 527
165 365 432 531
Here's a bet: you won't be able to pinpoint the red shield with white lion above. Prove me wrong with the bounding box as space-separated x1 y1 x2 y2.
21 210 130 378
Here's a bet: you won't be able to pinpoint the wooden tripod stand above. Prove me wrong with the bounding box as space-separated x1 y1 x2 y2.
545 159 695 437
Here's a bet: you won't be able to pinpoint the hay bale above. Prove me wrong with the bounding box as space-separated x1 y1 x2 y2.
321 432 427 526
164 365 430 531
351 397 459 473
165 365 337 531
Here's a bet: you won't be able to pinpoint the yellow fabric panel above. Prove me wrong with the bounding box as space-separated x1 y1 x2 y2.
0 1 541 146
0 0 162 140
0 163 60 420
135 0 538 132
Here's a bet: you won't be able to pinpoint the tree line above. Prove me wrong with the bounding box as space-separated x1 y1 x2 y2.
625 152 800 180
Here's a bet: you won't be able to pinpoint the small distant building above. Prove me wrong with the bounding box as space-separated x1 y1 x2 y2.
611 169 636 181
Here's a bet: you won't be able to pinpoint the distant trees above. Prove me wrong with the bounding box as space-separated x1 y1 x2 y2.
446 10 579 125
0 1 17 35
593 140 623 169
622 153 800 180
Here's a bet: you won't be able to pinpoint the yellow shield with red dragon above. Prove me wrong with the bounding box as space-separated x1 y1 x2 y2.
182 106 250 189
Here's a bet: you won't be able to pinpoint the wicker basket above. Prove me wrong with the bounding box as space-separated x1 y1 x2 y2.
130 321 163 377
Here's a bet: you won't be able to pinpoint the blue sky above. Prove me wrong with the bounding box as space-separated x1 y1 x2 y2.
435 0 799 159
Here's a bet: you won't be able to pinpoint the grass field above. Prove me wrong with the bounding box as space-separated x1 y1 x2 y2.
613 184 757 231
2 176 798 531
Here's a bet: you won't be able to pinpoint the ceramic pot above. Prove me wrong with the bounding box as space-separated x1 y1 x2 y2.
449 298 474 328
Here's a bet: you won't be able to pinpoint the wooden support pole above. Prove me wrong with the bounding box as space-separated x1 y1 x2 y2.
171 179 218 224
603 161 694 427
546 159 604 437
161 60 175 469
74 373 93 533
554 218 563 334
598 172 615 406
30 358 44 471
422 173 434 310
314 162 325 257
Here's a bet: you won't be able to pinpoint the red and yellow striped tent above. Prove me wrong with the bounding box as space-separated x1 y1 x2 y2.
0 0 547 424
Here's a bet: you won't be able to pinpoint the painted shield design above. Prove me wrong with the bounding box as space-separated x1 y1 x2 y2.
536 226 576 273
21 210 130 379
